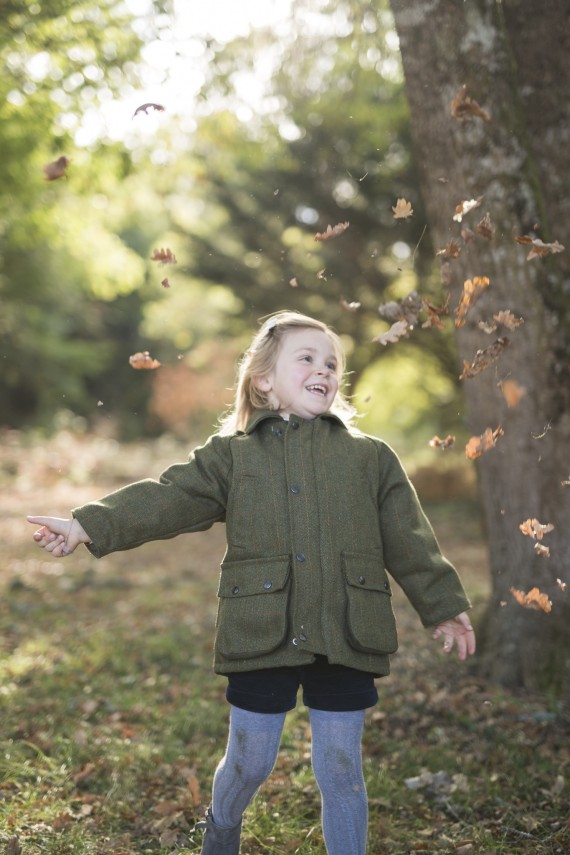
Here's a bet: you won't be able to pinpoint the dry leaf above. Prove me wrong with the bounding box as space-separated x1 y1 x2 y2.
515 235 565 259
461 227 475 243
465 425 504 459
429 435 455 450
43 155 70 181
557 578 567 592
450 85 491 122
499 378 527 408
129 351 161 370
436 240 462 259
422 296 450 329
339 298 361 311
534 543 550 557
373 320 410 346
478 320 497 334
476 212 495 240
289 277 299 288
519 518 554 540
392 198 414 219
133 102 166 118
460 338 510 379
161 278 170 288
562 477 570 488
510 587 552 613
378 291 423 327
453 197 483 222
455 276 490 328
151 247 177 264
316 268 327 280
493 310 524 331
314 222 350 241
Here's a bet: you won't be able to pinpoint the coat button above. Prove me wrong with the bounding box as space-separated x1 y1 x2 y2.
290 486 300 494
292 637 299 646
232 586 240 594
263 581 273 590
298 632 307 642
358 575 366 585
290 420 299 429
296 553 306 562
384 581 389 590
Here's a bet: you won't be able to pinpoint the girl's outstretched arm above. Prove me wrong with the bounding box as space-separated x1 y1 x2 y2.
432 611 476 660
27 516 91 557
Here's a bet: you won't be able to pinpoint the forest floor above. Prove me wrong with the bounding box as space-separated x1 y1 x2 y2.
0 429 568 854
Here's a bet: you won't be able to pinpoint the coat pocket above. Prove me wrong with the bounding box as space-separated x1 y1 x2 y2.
216 555 291 660
343 552 398 654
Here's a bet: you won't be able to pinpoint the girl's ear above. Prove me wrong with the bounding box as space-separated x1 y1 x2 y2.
253 374 272 393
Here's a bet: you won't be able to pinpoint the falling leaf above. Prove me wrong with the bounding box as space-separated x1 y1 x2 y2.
43 156 70 181
129 351 161 370
373 320 410 346
133 102 166 118
429 435 455 450
289 277 299 288
476 212 496 240
316 268 327 280
460 338 510 379
422 296 450 329
499 378 527 408
436 240 462 259
465 425 504 459
478 320 497 334
339 298 361 311
557 578 567 592
151 247 177 264
378 291 423 327
392 198 414 219
510 587 552 613
161 278 170 288
519 518 554 540
450 85 491 122
493 310 524 331
562 477 570 488
453 197 483 222
461 227 475 243
314 222 350 241
515 235 565 260
455 276 490 328
534 543 550 557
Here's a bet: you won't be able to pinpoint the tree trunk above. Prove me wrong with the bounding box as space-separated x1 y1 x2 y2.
389 0 570 696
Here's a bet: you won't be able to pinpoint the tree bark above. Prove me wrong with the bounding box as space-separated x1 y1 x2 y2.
389 0 570 696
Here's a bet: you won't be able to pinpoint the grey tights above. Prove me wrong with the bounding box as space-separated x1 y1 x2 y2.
210 705 367 855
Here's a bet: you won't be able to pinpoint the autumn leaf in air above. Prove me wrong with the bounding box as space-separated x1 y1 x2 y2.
476 212 496 240
289 277 299 288
379 291 424 327
316 268 327 280
450 85 491 122
453 197 483 222
534 543 551 557
510 587 552 613
460 338 510 379
454 276 490 328
133 102 166 118
373 320 410 346
151 247 177 264
43 156 70 181
436 239 462 259
129 351 161 370
499 378 527 408
339 298 361 312
465 425 504 459
314 222 350 241
519 518 554 540
557 578 567 591
429 435 455 450
422 296 450 329
493 310 524 331
515 235 565 260
161 278 170 288
392 198 414 219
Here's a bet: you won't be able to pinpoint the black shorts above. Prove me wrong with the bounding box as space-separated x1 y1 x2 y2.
226 655 378 714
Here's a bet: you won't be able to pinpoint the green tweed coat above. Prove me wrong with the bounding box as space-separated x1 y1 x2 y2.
73 410 471 676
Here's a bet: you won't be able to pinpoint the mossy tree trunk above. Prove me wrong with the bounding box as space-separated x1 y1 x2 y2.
389 0 570 696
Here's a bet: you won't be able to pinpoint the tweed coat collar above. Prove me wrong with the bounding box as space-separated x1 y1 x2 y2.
242 409 348 435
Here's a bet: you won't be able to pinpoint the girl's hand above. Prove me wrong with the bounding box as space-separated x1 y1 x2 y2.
27 516 90 557
432 612 476 660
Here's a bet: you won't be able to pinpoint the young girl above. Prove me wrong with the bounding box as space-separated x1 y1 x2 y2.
28 310 475 855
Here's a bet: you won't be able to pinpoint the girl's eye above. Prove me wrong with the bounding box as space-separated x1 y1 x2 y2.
300 355 312 362
327 362 337 371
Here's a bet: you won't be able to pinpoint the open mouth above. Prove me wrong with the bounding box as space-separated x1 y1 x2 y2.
306 384 327 396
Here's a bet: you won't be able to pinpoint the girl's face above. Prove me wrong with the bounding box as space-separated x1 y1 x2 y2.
255 327 340 420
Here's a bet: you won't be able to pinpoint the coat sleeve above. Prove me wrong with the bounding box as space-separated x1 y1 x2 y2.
374 440 471 626
72 433 232 558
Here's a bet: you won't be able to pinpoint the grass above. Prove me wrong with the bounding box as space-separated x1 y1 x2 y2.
1 429 569 853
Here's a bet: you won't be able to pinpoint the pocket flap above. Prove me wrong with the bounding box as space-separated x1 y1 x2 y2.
342 551 392 595
218 554 291 598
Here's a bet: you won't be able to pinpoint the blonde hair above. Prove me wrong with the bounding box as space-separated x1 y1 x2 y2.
218 310 357 434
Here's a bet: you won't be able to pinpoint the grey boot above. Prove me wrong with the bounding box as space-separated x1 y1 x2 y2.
194 806 242 855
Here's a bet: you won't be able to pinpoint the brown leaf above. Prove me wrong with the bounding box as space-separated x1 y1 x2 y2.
392 198 414 219
515 234 565 259
314 221 350 241
339 298 361 311
161 278 170 288
429 435 455 450
465 425 504 459
493 310 524 331
422 296 450 329
534 543 551 557
151 247 177 264
499 378 526 408
450 85 491 122
43 155 70 181
133 102 166 118
436 239 462 259
129 351 161 370
557 578 567 591
289 277 299 288
459 338 510 379
453 197 483 222
476 212 495 240
378 291 423 327
519 518 554 540
373 320 410 346
454 276 490 328
510 587 552 613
